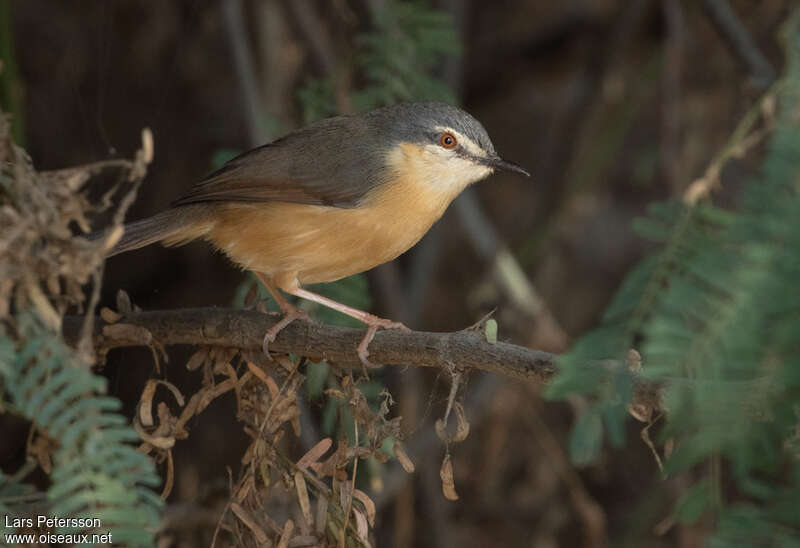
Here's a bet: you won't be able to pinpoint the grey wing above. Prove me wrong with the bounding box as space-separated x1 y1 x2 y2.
172 116 383 209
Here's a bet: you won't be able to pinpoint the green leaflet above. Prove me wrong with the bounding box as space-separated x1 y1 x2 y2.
1 315 162 546
548 10 800 544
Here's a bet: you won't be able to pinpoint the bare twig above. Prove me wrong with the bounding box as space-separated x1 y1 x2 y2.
79 128 153 362
683 83 778 204
700 0 776 88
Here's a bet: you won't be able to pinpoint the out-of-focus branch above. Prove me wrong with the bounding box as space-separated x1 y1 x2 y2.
281 0 338 76
221 0 268 145
661 0 683 194
683 81 778 204
454 193 569 351
280 0 353 114
700 0 776 88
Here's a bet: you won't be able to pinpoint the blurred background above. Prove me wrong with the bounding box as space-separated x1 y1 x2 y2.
1 0 791 546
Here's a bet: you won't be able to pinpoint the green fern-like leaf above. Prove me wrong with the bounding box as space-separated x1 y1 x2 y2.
297 0 459 122
1 314 161 546
548 9 800 544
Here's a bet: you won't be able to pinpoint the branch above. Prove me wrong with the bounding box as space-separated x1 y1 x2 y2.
700 0 776 88
221 0 268 146
61 307 662 412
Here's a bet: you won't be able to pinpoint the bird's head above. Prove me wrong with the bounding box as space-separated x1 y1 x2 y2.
369 102 530 194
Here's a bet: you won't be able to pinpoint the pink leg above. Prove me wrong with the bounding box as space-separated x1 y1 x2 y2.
287 286 409 369
253 273 310 356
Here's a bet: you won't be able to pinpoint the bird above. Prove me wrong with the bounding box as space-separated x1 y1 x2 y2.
98 102 530 367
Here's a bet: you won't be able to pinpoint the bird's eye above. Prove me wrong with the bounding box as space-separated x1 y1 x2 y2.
440 133 457 149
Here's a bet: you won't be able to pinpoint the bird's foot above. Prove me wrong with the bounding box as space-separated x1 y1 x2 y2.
262 305 311 357
357 318 410 374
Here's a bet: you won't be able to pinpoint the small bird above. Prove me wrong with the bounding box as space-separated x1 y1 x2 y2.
100 102 529 366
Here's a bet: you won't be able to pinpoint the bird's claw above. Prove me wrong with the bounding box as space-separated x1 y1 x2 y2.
262 307 311 358
261 331 275 358
357 319 409 375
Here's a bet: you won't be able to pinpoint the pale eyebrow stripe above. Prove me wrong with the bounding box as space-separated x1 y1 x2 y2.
433 126 486 157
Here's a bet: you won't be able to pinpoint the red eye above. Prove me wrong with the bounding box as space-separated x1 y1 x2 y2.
440 133 457 149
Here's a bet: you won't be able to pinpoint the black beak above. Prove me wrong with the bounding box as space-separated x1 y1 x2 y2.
485 156 531 177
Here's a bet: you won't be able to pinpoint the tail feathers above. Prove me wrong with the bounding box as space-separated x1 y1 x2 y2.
89 207 211 257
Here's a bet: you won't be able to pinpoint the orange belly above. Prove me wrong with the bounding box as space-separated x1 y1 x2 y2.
203 174 459 290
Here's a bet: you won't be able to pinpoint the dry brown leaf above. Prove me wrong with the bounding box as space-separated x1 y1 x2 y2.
139 379 186 430
452 402 470 443
45 274 59 296
156 379 185 407
138 380 157 428
100 306 121 323
116 289 133 314
435 390 469 445
352 509 370 546
315 496 329 536
440 454 459 501
160 450 174 500
352 393 376 429
26 280 60 331
175 393 201 432
275 355 296 373
297 438 332 471
157 403 175 431
324 389 347 400
640 424 663 473
102 224 124 252
185 348 209 371
352 489 375 527
310 442 349 479
223 361 242 410
198 379 235 414
394 441 415 474
269 397 300 434
139 127 154 165
294 472 313 529
27 430 55 474
266 376 281 400
277 519 295 548
259 460 271 492
628 403 652 423
434 418 447 443
133 419 175 450
237 476 255 503
339 479 352 515
231 502 268 545
247 360 271 384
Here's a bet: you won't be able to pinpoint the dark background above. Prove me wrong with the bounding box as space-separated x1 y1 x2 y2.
4 0 790 546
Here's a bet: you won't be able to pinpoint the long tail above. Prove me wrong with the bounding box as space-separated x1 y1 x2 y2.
89 206 212 257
